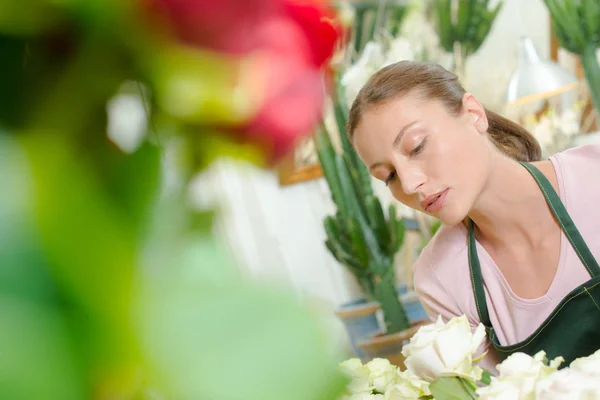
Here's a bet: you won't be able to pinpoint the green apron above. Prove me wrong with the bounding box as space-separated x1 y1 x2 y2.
468 162 600 366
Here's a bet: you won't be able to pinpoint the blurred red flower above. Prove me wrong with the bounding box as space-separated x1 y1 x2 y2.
146 0 342 163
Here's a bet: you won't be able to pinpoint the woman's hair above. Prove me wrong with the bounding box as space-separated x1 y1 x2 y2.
347 61 542 162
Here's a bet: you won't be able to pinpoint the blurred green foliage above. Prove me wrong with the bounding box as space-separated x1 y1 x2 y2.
544 0 600 115
0 1 347 399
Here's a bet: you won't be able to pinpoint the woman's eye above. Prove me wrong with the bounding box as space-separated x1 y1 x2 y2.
410 137 427 156
385 171 396 186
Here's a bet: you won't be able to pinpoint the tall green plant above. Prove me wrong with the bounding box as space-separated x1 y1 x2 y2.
315 80 410 335
335 0 409 58
543 0 600 115
432 0 502 76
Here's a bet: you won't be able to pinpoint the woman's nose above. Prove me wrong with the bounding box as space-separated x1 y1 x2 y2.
397 164 425 195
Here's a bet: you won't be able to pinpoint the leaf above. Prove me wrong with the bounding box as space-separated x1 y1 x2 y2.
480 369 493 385
429 377 477 400
140 256 349 400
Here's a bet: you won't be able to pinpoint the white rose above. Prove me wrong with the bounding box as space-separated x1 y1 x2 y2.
365 358 398 393
401 315 486 381
536 368 600 400
384 385 421 400
570 349 600 375
495 351 563 398
476 377 521 400
384 369 430 400
339 358 373 394
476 351 563 400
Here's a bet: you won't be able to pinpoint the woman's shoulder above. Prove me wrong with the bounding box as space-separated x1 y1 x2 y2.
412 222 476 325
551 143 600 171
551 143 600 202
413 223 469 283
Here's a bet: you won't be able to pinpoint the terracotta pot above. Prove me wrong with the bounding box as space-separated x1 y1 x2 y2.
356 319 430 369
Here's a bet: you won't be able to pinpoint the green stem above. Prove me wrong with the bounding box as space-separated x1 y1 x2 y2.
581 42 600 116
375 271 409 334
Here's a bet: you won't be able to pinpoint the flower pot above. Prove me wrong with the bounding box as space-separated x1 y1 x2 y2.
334 298 380 359
335 286 429 359
398 284 428 323
356 319 430 368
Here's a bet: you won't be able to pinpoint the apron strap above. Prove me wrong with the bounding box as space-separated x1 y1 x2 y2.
519 162 600 278
468 218 492 327
468 161 600 329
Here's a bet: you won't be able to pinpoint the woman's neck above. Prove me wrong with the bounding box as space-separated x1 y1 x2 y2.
466 153 558 250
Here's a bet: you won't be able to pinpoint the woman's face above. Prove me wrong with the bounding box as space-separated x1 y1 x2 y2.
352 92 492 226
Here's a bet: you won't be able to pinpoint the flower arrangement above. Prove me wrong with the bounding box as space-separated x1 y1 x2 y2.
339 315 600 399
522 102 584 157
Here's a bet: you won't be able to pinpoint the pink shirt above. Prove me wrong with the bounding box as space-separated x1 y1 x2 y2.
413 144 600 371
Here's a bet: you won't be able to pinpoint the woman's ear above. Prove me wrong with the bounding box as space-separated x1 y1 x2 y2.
462 93 488 133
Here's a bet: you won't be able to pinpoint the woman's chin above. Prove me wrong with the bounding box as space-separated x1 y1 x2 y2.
436 209 467 227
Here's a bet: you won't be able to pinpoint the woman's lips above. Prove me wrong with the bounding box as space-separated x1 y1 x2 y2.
422 189 449 213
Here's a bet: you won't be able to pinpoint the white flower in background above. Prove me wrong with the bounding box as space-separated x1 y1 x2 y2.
383 38 415 67
527 115 554 149
523 103 583 156
556 107 581 137
535 367 600 400
569 349 600 375
339 358 374 394
337 1 355 28
398 6 443 65
476 351 563 400
341 42 385 107
107 81 149 153
401 315 486 382
365 358 397 393
341 37 418 108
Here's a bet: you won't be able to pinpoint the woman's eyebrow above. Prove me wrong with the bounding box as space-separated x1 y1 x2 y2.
392 121 418 148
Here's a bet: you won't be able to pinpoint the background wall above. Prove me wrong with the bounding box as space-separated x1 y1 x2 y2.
189 0 552 353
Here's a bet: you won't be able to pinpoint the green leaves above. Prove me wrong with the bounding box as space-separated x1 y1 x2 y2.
433 0 503 57
429 377 478 400
480 370 493 385
140 251 349 400
542 0 600 114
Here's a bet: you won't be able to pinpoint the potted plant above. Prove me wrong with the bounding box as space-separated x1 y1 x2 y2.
315 70 429 365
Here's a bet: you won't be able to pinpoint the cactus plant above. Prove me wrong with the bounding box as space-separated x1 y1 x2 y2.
543 0 600 115
315 79 410 335
334 0 409 59
432 0 502 77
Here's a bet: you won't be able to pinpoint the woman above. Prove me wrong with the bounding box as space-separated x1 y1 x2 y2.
348 60 600 370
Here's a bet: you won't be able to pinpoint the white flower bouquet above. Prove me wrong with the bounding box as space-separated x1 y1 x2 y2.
338 315 600 400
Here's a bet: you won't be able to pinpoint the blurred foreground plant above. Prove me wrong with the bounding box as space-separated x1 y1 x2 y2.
0 0 348 398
